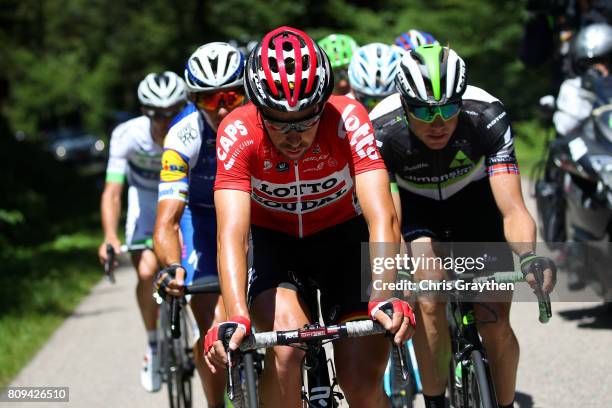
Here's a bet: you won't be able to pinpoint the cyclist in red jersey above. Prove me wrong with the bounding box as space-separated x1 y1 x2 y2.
204 26 415 407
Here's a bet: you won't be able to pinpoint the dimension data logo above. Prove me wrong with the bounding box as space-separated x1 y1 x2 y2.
449 150 473 169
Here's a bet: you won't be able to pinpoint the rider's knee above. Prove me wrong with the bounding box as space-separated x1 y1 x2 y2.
417 299 445 319
478 316 514 343
269 345 304 378
337 362 386 403
336 352 386 401
137 265 156 281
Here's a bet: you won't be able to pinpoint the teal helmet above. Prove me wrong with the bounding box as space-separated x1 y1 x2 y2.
395 44 467 106
318 34 359 70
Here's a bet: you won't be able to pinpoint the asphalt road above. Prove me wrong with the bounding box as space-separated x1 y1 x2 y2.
6 180 612 407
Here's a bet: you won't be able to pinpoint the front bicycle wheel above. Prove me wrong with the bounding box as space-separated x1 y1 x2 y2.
160 302 189 408
467 350 496 408
448 353 463 408
388 343 416 408
178 311 193 408
227 351 259 408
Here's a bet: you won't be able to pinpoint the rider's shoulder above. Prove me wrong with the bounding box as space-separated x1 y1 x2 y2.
370 93 402 122
461 85 504 113
167 104 200 134
324 94 370 119
369 94 406 144
111 115 149 140
218 102 260 137
461 86 509 130
164 105 203 153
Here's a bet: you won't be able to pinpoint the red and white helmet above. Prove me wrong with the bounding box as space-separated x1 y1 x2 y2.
245 26 333 112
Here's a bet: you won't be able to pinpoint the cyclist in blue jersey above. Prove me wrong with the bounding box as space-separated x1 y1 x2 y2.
153 42 246 408
98 72 186 392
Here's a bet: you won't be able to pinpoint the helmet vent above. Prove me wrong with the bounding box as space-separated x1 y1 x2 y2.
209 56 218 73
285 58 296 75
268 57 279 73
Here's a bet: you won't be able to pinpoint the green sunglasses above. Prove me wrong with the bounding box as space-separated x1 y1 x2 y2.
405 102 462 123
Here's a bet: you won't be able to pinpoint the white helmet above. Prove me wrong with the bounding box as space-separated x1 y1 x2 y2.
396 44 467 106
184 42 245 92
348 43 404 97
573 23 612 73
137 71 186 108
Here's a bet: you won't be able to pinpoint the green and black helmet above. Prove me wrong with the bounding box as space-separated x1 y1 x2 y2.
318 34 359 70
395 44 467 106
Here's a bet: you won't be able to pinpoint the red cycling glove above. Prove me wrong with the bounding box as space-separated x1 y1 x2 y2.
368 298 416 328
204 316 251 353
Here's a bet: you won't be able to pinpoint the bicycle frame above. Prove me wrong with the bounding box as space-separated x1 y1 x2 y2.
157 278 223 408
447 295 498 408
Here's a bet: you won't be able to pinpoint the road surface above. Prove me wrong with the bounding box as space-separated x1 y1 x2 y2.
6 181 612 407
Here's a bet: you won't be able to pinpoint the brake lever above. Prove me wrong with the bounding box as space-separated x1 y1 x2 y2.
380 306 409 381
533 262 552 323
394 342 409 381
104 244 116 284
224 327 237 401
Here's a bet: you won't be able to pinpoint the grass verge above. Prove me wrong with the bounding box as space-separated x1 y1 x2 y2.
0 230 103 389
513 119 552 180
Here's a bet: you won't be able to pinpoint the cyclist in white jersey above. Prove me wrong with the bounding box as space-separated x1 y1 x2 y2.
97 71 186 392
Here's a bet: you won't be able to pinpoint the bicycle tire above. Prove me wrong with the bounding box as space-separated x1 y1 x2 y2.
228 351 259 408
178 312 193 408
448 352 463 408
467 349 496 408
389 343 416 408
160 301 186 408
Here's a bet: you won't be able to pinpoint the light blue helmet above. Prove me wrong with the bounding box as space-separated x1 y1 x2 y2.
348 43 404 97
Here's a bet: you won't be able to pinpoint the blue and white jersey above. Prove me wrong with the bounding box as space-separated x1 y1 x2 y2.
158 103 217 212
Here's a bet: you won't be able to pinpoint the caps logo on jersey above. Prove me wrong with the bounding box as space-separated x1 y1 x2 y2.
217 119 249 170
264 160 273 170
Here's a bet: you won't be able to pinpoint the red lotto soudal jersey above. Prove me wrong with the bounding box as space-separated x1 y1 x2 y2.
214 95 386 237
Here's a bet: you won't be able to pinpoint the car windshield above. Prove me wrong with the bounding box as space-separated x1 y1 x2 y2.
47 127 86 141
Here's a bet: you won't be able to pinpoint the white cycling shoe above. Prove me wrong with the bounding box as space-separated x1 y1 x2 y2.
140 346 161 392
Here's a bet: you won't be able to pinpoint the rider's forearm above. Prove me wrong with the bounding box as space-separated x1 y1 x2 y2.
218 231 250 319
153 202 183 266
100 188 121 241
153 220 182 266
368 212 402 300
503 208 537 255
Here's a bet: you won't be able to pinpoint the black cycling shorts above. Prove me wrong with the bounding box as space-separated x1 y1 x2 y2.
248 216 370 324
400 179 514 272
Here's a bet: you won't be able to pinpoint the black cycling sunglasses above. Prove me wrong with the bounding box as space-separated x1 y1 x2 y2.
261 108 323 134
143 107 183 120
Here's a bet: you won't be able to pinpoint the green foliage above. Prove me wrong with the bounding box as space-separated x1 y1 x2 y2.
2 0 545 138
513 119 552 178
